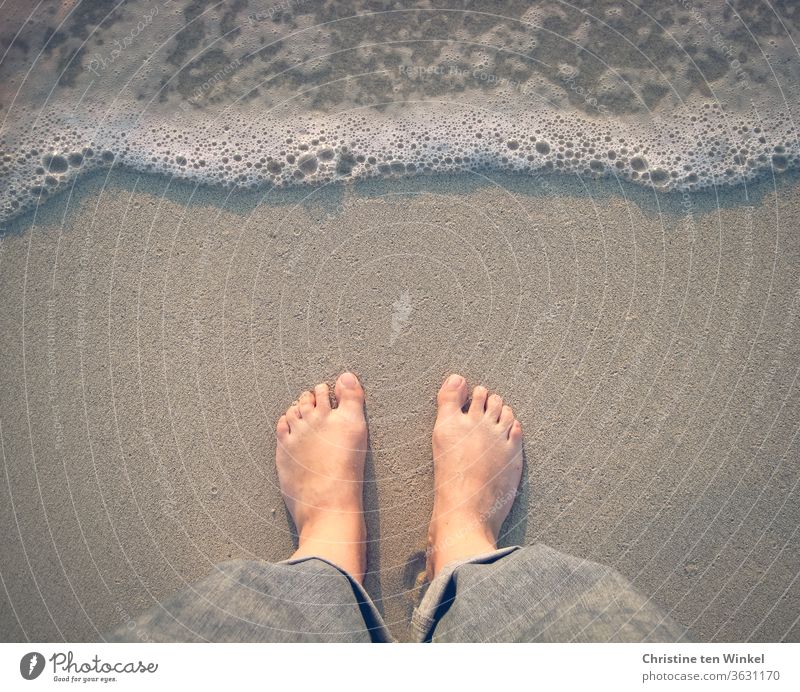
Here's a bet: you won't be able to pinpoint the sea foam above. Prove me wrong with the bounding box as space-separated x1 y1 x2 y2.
1 0 798 225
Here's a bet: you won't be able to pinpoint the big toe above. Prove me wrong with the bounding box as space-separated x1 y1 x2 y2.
335 372 365 414
437 374 468 414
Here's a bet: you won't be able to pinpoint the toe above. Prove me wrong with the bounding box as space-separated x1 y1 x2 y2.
469 385 488 415
298 390 315 415
287 404 302 422
314 382 331 412
277 414 290 436
437 374 468 415
486 394 503 421
335 372 365 416
499 404 514 430
509 419 523 442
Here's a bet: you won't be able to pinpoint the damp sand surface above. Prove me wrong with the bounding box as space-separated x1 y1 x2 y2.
1 170 799 641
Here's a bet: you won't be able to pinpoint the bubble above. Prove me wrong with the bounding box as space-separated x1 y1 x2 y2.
298 154 318 173
649 169 669 184
337 151 357 175
772 154 788 170
42 154 68 173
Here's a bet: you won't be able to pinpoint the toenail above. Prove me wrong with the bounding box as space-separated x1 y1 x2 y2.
445 374 464 389
340 372 358 388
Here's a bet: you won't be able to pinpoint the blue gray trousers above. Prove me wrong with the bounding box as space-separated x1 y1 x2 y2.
107 544 689 642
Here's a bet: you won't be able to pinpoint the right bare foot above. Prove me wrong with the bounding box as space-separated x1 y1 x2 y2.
426 374 523 579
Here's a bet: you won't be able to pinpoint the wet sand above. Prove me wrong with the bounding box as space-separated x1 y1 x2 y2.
1 169 798 642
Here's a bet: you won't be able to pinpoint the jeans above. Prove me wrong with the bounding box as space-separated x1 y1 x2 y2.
107 544 690 642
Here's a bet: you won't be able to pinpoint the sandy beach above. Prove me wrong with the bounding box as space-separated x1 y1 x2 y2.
1 169 798 642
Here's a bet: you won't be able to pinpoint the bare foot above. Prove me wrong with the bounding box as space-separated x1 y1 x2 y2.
276 372 368 583
426 374 523 579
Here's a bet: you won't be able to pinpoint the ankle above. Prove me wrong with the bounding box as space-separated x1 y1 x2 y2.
426 510 497 579
292 513 367 583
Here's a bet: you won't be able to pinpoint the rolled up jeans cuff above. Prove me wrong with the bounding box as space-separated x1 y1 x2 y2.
280 555 394 643
412 546 521 642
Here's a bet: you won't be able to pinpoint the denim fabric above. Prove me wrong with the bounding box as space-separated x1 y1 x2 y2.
107 545 689 643
413 544 691 642
107 557 391 642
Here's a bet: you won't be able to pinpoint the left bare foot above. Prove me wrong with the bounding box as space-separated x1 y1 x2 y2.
275 372 368 582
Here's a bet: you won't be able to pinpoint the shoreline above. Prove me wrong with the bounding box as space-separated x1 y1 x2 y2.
6 163 800 237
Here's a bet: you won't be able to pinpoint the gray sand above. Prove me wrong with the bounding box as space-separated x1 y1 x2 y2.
1 170 798 642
